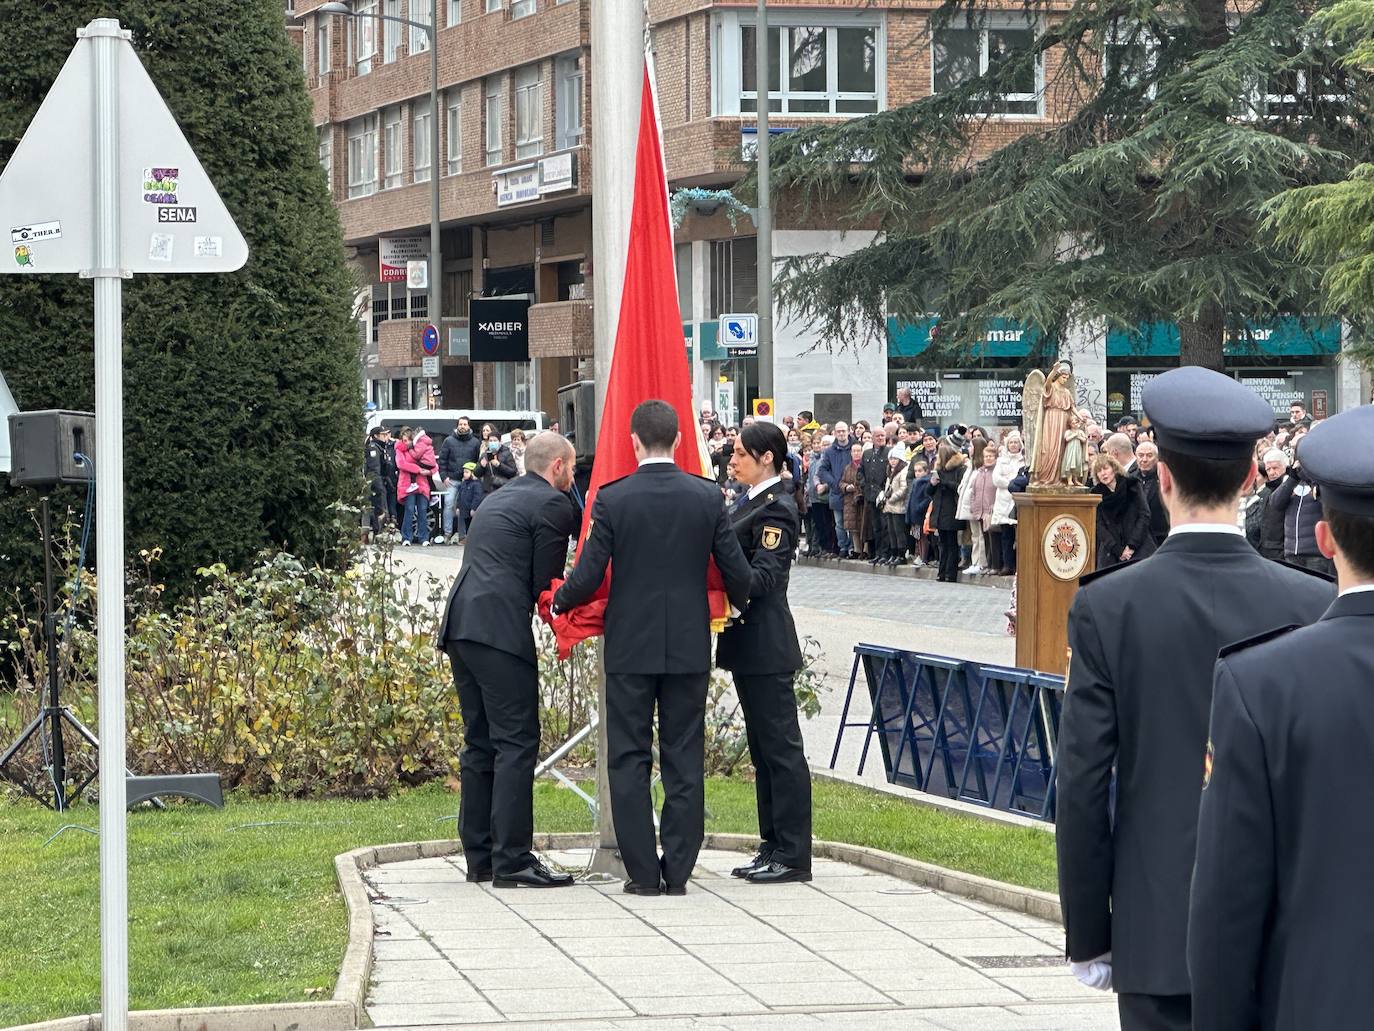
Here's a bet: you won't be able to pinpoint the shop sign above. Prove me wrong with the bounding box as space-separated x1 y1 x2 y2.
1107 317 1340 358
379 236 427 283
893 378 962 422
1312 389 1328 420
494 164 540 207
978 380 1023 421
1241 375 1308 414
539 152 577 195
470 297 530 362
887 316 1041 358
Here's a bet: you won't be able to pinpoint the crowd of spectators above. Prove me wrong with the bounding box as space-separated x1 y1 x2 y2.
696 396 1332 582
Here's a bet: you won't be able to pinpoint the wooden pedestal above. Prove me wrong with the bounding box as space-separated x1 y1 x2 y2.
1013 491 1101 676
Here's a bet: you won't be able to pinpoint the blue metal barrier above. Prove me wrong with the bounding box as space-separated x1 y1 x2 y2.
829 645 1065 823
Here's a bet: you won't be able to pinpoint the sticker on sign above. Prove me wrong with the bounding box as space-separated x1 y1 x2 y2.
11 221 61 243
422 356 440 377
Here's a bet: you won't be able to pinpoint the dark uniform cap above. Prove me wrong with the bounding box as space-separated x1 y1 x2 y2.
1140 366 1274 460
1295 405 1374 516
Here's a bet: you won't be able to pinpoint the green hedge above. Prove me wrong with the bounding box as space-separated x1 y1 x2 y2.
0 0 362 605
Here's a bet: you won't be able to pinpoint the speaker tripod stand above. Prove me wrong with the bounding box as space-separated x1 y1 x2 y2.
0 497 100 810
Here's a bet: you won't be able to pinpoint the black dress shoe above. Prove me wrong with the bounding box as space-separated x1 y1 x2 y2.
745 861 813 885
623 880 662 896
731 848 774 878
493 858 574 889
664 883 687 896
465 867 493 883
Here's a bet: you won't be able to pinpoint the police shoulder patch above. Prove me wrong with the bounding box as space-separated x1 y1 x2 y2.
1218 624 1300 660
761 526 783 551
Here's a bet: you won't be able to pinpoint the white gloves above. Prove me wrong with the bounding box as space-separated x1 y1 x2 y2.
1069 952 1112 991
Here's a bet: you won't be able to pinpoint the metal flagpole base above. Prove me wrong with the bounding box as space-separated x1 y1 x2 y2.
584 846 627 880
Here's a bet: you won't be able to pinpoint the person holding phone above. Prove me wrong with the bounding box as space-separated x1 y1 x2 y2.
480 433 519 494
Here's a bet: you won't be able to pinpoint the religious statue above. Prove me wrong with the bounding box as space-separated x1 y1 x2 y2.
1061 415 1089 487
1022 362 1081 489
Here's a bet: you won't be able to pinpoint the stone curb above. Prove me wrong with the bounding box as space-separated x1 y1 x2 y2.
797 553 1014 589
3 1002 355 1031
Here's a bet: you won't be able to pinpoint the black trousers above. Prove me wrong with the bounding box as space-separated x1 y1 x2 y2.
1000 522 1017 572
734 672 812 869
937 528 961 581
446 640 540 877
1117 993 1191 1031
369 475 388 533
605 671 708 889
884 512 907 558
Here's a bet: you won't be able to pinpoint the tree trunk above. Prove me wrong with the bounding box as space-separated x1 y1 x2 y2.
1178 301 1227 372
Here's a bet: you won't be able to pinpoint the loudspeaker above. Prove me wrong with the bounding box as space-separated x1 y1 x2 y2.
557 380 596 462
7 410 95 487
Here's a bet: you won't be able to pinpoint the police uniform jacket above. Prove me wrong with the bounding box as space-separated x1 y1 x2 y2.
716 486 804 676
553 463 752 675
1189 588 1374 1031
1056 532 1334 995
437 472 579 664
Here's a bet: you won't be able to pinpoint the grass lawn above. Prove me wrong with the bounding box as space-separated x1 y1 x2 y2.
0 778 1055 1027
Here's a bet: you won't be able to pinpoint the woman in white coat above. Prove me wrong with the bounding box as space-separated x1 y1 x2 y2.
990 430 1026 576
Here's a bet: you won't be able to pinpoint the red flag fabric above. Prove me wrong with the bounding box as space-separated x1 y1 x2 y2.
539 59 727 658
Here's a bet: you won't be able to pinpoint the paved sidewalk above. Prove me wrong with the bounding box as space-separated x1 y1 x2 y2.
364 849 1117 1030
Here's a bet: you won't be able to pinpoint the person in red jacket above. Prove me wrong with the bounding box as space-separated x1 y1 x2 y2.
395 427 437 546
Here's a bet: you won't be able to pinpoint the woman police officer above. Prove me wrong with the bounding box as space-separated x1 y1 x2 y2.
717 421 813 884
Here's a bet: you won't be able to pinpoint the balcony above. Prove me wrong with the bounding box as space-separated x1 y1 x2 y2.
529 299 593 359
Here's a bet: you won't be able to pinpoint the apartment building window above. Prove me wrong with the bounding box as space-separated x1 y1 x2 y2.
485 0 502 13
318 126 333 187
555 52 584 150
382 106 403 188
717 12 882 116
353 0 377 75
932 19 1041 116
410 0 433 54
485 76 504 166
710 238 757 318
383 0 402 63
447 0 462 26
1262 44 1347 116
413 98 434 182
316 17 331 76
514 64 544 159
512 0 536 19
346 114 378 198
446 91 463 175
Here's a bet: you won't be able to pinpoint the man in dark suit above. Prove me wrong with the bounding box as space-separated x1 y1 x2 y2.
553 400 752 895
1056 367 1335 1031
438 432 580 888
1189 405 1374 1031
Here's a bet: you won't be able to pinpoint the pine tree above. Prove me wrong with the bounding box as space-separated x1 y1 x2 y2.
767 0 1374 371
1268 0 1374 343
0 1 362 602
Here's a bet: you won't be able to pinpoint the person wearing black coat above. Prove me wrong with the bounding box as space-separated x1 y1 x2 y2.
928 442 967 582
1134 441 1170 547
1189 405 1374 1031
860 436 890 560
553 401 752 895
1057 367 1335 1031
437 434 581 888
1256 450 1290 561
716 423 811 886
1090 456 1157 568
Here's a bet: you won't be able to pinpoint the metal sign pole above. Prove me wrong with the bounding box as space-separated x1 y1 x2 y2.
88 19 130 1031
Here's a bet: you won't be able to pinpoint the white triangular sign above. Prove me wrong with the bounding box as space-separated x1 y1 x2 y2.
0 27 249 276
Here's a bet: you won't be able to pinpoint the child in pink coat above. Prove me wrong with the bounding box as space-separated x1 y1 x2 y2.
394 428 437 544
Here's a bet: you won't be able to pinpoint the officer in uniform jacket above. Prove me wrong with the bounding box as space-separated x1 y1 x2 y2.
715 422 812 885
1189 405 1374 1031
1056 368 1335 1031
437 433 581 888
553 400 752 895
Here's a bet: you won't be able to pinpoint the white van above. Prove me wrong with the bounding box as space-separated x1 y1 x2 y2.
365 408 546 443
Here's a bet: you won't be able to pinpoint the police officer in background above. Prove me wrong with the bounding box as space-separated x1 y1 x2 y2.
553 400 752 896
1189 404 1374 1031
1055 367 1335 1031
717 421 813 885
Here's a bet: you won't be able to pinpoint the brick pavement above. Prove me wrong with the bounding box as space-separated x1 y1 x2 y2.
364 850 1116 1030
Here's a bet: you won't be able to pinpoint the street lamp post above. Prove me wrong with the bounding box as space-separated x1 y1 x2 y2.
754 0 773 405
313 2 442 402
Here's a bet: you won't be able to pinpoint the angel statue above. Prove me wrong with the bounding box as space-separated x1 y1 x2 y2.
1022 362 1078 488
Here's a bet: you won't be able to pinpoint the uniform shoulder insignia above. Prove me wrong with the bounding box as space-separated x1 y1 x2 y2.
760 525 784 551
597 474 631 492
1077 561 1132 587
1277 559 1336 584
694 472 719 484
1218 624 1301 660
